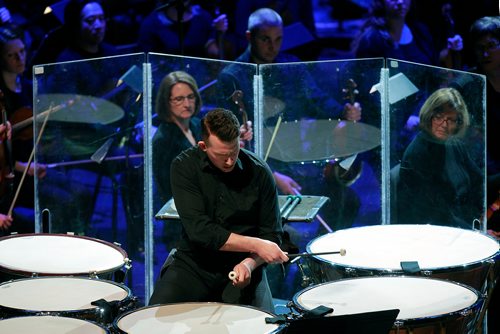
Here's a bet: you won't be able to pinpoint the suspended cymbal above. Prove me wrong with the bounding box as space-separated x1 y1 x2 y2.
35 94 124 125
263 119 381 163
264 95 286 118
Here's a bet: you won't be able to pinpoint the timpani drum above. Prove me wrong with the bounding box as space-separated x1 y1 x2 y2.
0 277 136 325
292 276 483 334
306 225 499 292
0 233 130 281
0 315 109 333
113 302 283 334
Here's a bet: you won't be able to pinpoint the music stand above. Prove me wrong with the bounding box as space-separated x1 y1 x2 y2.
155 195 330 223
283 309 400 334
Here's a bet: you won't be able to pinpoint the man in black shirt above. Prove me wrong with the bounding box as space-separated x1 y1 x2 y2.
149 108 288 312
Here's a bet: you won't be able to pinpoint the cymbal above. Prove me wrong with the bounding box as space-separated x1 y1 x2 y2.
264 95 285 118
263 119 381 163
35 94 124 125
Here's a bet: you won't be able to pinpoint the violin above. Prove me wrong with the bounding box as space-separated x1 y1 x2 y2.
7 99 76 143
0 90 15 200
231 89 253 150
9 106 34 141
323 79 363 186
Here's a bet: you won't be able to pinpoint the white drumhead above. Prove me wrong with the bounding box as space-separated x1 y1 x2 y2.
116 303 281 334
0 316 107 333
294 276 479 320
308 225 499 270
0 277 129 312
0 234 126 275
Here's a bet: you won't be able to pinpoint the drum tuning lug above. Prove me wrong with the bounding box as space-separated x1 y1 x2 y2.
345 268 357 277
37 311 57 317
90 271 98 279
459 309 472 317
301 276 312 287
31 272 38 278
394 320 404 329
421 270 432 277
114 241 122 247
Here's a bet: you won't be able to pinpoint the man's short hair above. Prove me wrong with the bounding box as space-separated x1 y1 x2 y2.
247 8 282 33
201 108 240 143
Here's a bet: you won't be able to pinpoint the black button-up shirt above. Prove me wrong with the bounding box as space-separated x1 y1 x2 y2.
171 145 283 273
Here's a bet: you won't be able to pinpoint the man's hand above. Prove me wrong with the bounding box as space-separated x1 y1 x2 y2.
447 34 463 51
212 14 228 33
253 239 289 264
487 229 500 240
0 121 11 141
239 121 253 147
343 102 362 121
273 171 301 195
0 213 12 230
230 261 253 288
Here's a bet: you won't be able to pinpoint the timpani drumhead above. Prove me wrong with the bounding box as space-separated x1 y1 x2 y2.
293 276 480 321
0 234 127 277
0 316 108 333
115 302 282 334
0 277 130 313
307 224 499 273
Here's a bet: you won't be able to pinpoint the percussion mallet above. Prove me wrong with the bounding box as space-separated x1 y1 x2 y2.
228 249 346 279
228 271 238 281
281 195 302 221
288 249 346 264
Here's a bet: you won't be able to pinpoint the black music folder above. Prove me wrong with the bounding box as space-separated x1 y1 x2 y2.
283 309 400 334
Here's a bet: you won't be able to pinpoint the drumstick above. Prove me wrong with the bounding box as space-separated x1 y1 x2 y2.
228 249 346 280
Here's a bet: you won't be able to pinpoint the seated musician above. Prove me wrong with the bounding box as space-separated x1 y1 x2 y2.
149 108 288 313
397 87 482 228
0 24 47 235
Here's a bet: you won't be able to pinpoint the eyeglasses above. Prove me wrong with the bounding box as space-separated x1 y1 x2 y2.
170 94 196 105
432 114 459 125
82 15 106 26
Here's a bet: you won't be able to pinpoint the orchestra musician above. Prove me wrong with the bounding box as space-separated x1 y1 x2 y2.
0 24 46 235
149 108 288 313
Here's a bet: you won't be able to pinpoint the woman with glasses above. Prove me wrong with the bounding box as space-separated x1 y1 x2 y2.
152 71 204 212
396 87 482 229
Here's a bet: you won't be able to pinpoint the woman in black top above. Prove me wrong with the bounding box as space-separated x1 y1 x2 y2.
397 87 482 229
